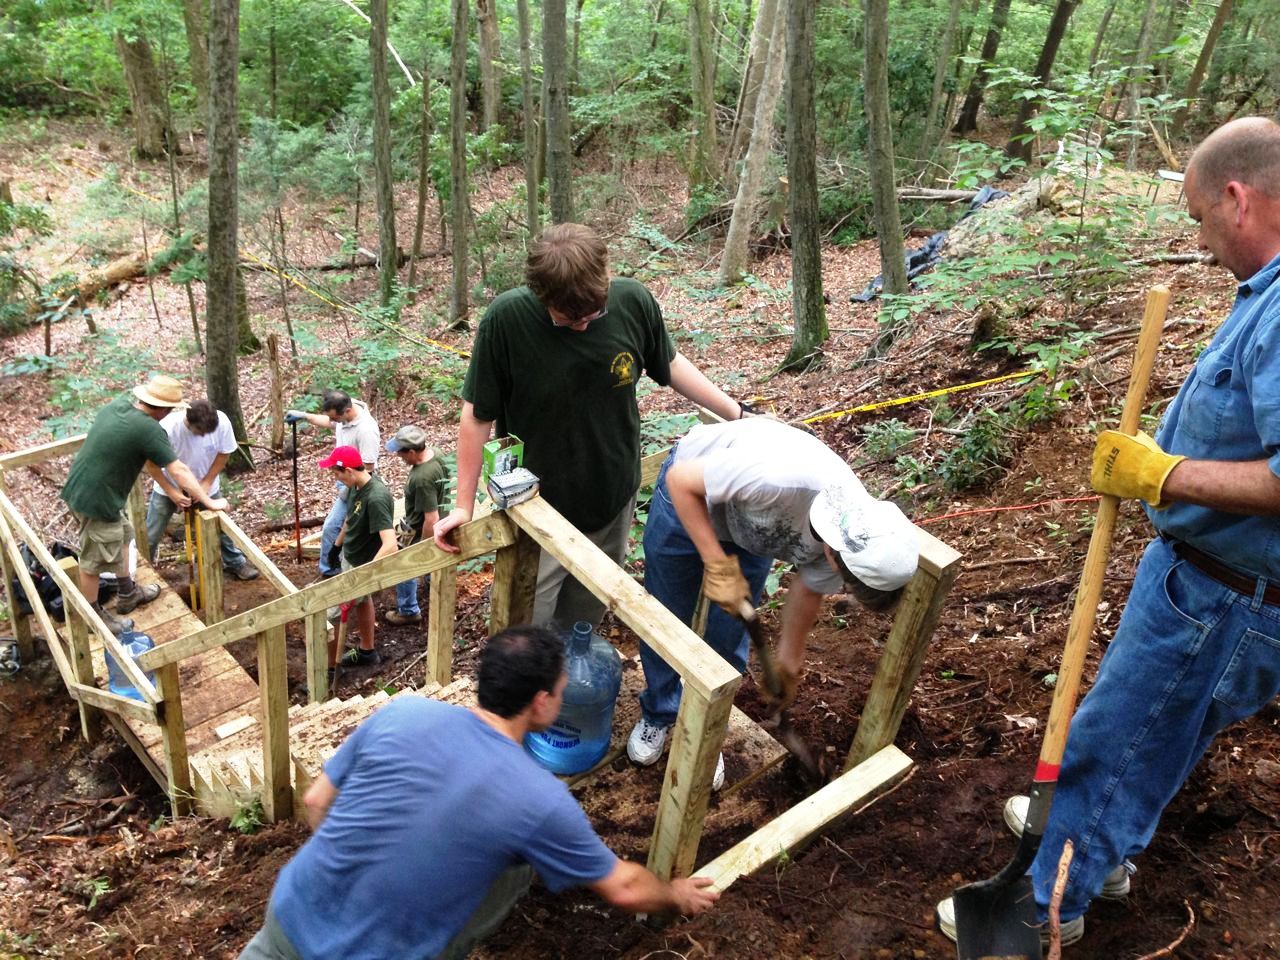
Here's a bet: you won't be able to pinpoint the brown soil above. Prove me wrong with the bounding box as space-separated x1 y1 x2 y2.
2 125 1278 959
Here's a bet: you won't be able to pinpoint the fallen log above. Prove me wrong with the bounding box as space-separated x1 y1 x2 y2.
896 187 979 202
73 252 148 303
254 514 325 535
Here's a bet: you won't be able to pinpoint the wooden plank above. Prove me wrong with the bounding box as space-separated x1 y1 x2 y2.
917 526 962 580
138 513 516 671
127 477 149 565
0 434 87 469
215 714 257 740
304 611 329 704
197 510 224 625
68 681 158 726
257 624 293 822
506 497 740 699
58 557 100 741
0 473 34 663
0 508 76 688
489 524 538 634
639 449 667 490
155 662 193 817
425 564 457 687
647 683 738 881
219 514 296 596
106 713 166 787
139 656 259 749
699 745 915 892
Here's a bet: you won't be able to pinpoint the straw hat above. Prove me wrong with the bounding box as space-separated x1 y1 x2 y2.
133 375 185 408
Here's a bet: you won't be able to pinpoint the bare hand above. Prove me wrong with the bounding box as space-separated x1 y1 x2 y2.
206 497 230 512
171 491 193 509
670 876 719 915
763 663 802 713
433 509 471 553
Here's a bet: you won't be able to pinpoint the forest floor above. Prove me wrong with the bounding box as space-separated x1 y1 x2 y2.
2 120 1279 959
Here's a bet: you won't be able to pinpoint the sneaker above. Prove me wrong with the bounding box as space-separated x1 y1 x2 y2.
115 582 161 614
627 717 671 765
227 562 260 581
1003 795 1134 898
93 604 133 636
385 610 422 626
935 895 1084 948
712 752 725 791
339 647 380 667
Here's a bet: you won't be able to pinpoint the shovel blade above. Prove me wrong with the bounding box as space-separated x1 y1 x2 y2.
952 874 1041 960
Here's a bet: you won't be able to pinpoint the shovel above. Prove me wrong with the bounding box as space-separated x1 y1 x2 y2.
291 419 303 562
950 285 1170 959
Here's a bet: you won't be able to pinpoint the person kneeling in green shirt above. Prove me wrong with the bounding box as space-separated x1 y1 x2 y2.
319 445 397 673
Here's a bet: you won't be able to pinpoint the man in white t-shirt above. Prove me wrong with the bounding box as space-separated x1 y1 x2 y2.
286 389 381 577
145 399 260 580
627 418 920 787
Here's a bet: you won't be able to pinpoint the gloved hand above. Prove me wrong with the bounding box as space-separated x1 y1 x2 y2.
326 543 342 571
285 410 307 424
1091 430 1186 509
703 556 751 617
763 663 803 713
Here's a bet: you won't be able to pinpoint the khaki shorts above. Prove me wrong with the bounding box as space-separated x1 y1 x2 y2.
74 511 134 576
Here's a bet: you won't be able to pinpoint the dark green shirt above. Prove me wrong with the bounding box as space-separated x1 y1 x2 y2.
61 394 178 521
343 475 395 566
462 278 676 531
404 456 451 542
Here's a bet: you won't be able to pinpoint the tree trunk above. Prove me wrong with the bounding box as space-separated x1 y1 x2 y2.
1005 0 1080 161
450 0 471 324
1171 0 1235 138
919 0 963 171
1154 0 1191 92
114 29 176 158
571 0 585 97
476 0 502 130
953 0 1013 135
687 0 718 190
1087 0 1118 74
782 0 826 370
1125 0 1160 170
719 0 787 286
408 74 435 292
517 0 541 237
207 0 252 471
727 0 779 176
863 0 907 300
543 0 574 222
181 0 210 122
235 268 259 354
370 0 399 311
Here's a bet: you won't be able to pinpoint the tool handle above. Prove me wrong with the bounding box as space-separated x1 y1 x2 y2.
741 602 784 698
292 420 302 561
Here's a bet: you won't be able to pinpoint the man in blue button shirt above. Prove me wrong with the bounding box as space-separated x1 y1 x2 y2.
938 117 1280 946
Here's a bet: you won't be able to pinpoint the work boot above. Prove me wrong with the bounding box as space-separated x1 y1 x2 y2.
93 603 133 636
385 610 422 626
226 561 260 581
1003 795 1135 898
627 717 671 765
935 895 1084 948
339 647 380 667
115 582 161 614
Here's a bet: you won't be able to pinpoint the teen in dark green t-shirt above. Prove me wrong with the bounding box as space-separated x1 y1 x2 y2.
404 457 451 543
343 475 396 566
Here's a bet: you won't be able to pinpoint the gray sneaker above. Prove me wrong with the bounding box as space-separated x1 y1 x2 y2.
115 582 161 614
1003 795 1135 898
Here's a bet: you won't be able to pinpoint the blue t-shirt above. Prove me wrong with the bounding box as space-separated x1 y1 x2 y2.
269 697 617 960
1151 252 1280 579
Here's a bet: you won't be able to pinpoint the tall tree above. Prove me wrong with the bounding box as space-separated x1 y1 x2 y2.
476 0 502 130
919 0 964 171
407 74 435 294
516 0 540 237
1005 0 1080 161
727 0 780 175
369 0 398 310
687 0 717 189
863 0 906 300
953 0 1013 135
112 16 176 158
1087 0 1119 73
543 0 573 222
450 0 470 323
181 0 210 121
206 0 251 468
1171 0 1236 137
1125 0 1161 169
781 0 826 370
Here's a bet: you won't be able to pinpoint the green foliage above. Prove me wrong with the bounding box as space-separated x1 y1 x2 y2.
230 799 265 835
861 418 915 461
0 195 54 332
938 409 1017 492
78 875 111 910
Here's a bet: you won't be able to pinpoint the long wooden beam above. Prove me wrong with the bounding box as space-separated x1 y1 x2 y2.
0 433 87 469
138 513 517 671
218 512 296 597
69 681 158 726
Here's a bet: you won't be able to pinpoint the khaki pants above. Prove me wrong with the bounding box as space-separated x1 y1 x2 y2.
73 510 133 577
532 494 637 631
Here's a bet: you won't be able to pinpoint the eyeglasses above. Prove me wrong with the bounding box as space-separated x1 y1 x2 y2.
550 305 609 328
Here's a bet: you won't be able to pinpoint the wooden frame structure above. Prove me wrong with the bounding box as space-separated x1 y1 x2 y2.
0 430 960 890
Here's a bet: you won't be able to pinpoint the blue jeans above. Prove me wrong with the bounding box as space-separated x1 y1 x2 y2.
1032 535 1280 921
318 482 349 576
396 576 421 616
638 457 772 726
145 488 247 570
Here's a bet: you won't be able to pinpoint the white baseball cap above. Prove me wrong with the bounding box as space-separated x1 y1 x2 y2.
809 482 919 590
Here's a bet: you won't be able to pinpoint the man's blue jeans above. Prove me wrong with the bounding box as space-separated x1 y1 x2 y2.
1033 535 1280 921
395 576 422 616
145 488 247 570
318 482 348 576
638 457 771 726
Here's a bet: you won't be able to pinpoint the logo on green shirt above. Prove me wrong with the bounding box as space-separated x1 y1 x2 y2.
610 351 637 388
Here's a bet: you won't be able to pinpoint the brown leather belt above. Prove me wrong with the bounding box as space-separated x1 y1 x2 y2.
1173 541 1280 606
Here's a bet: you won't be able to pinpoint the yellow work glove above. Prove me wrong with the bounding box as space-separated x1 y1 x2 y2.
703 556 751 617
763 663 803 713
1090 430 1185 509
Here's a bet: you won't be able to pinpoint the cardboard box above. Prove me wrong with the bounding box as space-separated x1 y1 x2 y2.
482 435 525 486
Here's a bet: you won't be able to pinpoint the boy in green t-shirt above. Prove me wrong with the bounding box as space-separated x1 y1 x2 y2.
384 425 452 625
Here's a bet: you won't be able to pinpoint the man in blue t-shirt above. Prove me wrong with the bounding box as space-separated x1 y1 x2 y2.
239 626 718 960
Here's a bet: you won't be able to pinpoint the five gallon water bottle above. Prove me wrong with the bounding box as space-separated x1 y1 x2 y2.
525 621 623 775
106 630 156 701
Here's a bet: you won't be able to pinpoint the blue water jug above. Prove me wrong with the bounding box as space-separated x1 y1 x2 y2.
525 621 623 775
106 630 156 701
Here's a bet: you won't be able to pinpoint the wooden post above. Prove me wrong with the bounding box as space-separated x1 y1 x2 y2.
426 565 457 687
304 611 329 704
197 510 224 624
490 526 539 633
267 333 285 453
845 535 961 770
57 557 100 742
155 662 193 817
647 679 739 880
0 471 34 664
128 474 150 564
257 624 293 822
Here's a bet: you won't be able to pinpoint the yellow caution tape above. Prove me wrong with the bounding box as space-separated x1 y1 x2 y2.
801 368 1042 425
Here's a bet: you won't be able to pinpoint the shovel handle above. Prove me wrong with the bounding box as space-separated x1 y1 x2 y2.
740 603 784 699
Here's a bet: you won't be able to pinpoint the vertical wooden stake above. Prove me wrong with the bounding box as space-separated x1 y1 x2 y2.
197 511 224 625
0 471 34 664
57 556 100 742
267 333 285 453
257 624 293 821
155 662 193 817
490 526 538 633
426 565 457 687
304 610 329 704
128 475 150 564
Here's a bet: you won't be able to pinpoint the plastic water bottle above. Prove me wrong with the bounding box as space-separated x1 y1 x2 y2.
106 630 156 701
525 621 623 775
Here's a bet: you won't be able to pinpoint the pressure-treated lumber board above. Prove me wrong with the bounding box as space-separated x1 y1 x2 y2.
489 525 539 634
155 662 193 817
304 611 329 704
197 511 224 624
218 514 296 596
58 557 100 739
0 507 76 689
128 478 149 564
425 564 457 687
0 473 34 661
68 681 157 726
257 624 292 822
699 745 914 891
0 433 86 469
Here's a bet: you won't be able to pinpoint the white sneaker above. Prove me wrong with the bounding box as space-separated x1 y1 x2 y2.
627 717 671 765
712 752 725 791
935 895 1084 947
1003 795 1134 898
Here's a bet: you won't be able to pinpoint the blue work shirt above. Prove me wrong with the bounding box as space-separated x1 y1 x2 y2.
1150 252 1280 579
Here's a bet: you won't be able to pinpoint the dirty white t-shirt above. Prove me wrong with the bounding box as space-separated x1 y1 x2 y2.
336 400 381 469
158 408 237 498
671 418 863 593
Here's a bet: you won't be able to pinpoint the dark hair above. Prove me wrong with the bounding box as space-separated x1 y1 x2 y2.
184 398 219 435
477 626 565 718
526 223 609 317
322 389 353 418
812 522 905 613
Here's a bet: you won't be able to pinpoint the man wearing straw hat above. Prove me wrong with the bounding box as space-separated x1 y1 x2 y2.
60 375 230 635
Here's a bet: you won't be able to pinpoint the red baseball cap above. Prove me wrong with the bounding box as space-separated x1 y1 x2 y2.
318 445 364 470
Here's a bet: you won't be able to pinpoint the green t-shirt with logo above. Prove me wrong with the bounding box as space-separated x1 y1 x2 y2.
61 394 178 521
404 456 451 542
462 278 676 531
343 475 395 566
